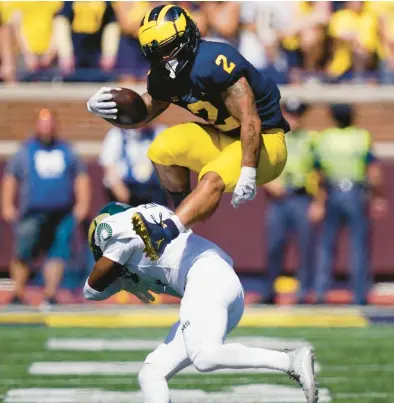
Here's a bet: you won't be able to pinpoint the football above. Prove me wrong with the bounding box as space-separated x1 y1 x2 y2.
109 88 148 126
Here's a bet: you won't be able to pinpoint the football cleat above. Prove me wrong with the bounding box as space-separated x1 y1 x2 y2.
132 212 179 260
287 347 318 403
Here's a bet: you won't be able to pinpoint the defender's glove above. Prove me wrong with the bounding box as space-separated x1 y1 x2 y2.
120 268 181 300
120 277 155 304
147 280 182 298
231 166 257 208
87 87 118 120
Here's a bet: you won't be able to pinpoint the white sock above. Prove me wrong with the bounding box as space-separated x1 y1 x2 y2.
194 343 290 373
171 214 187 233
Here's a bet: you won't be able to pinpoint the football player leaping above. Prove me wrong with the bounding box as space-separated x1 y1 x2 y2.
84 201 318 403
87 4 290 260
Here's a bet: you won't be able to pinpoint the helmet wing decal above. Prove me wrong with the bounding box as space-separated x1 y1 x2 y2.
88 213 110 249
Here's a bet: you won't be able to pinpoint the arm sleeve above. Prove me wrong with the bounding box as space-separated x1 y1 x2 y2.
102 237 144 266
197 44 248 93
99 128 122 167
4 150 24 180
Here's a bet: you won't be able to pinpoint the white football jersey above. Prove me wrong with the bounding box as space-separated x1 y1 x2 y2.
94 203 233 296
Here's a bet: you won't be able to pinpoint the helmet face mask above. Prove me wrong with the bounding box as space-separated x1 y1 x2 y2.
139 5 200 78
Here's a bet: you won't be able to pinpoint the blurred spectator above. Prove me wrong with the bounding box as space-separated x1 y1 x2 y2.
0 1 390 84
54 1 120 82
201 1 240 46
113 1 151 84
313 104 388 305
1 109 91 307
99 125 167 207
238 2 268 71
327 1 378 83
366 1 394 84
281 1 331 82
263 99 322 304
0 5 16 83
239 1 290 83
181 1 208 38
1 1 62 82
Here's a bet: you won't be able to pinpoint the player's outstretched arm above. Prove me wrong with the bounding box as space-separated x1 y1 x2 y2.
223 77 261 168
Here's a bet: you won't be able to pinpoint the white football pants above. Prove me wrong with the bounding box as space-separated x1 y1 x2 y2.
138 255 290 403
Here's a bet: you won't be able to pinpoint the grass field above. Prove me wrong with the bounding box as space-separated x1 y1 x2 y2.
1 325 394 403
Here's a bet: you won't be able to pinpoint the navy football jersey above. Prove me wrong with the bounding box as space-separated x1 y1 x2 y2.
148 40 290 137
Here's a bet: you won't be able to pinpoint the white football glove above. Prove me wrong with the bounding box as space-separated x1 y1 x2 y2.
231 166 257 208
87 87 118 120
120 268 181 301
146 280 181 298
121 277 155 304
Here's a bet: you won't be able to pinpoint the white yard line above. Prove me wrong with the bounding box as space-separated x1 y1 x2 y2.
46 337 311 351
328 364 394 372
335 392 388 399
4 385 331 403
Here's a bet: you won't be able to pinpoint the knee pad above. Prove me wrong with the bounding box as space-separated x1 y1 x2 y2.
192 349 218 373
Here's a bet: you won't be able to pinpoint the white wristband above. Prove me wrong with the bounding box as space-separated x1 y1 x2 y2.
240 166 257 180
83 280 103 301
83 278 122 301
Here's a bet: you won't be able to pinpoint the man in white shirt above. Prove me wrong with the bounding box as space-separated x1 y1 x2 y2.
99 125 167 206
83 201 318 403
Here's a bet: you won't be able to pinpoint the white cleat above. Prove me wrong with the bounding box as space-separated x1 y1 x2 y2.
287 346 318 403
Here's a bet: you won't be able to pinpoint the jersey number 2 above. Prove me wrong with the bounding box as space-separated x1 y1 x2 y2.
187 101 240 132
215 55 236 74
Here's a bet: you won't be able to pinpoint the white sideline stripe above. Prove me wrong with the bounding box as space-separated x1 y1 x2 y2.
2 82 394 103
1 376 344 387
1 140 394 159
46 336 311 351
4 386 331 403
28 361 321 375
